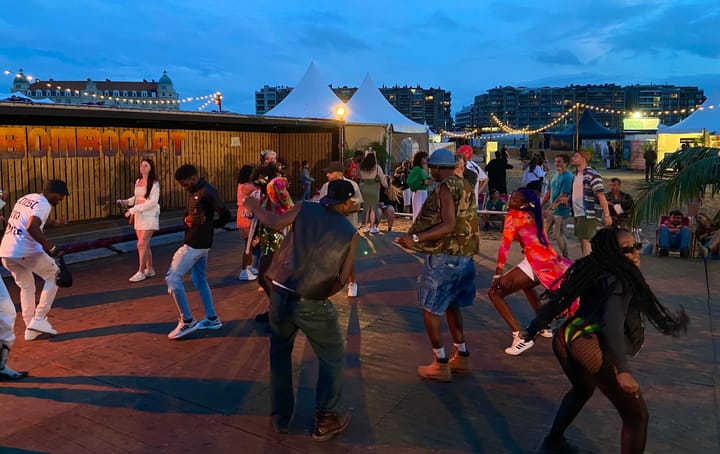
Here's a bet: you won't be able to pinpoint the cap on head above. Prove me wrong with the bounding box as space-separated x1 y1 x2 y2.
320 179 355 206
577 150 591 162
44 179 70 196
426 148 456 168
457 145 473 160
324 161 345 174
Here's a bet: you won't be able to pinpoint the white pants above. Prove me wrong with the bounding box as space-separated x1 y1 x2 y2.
411 190 428 221
0 278 16 347
2 253 59 327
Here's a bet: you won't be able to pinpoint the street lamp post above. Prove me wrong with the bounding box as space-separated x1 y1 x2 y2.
214 92 223 112
335 106 346 160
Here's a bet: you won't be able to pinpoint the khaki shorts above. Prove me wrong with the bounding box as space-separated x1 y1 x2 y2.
574 216 600 240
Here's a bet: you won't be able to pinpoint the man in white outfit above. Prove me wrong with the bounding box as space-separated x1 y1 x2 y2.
0 180 69 341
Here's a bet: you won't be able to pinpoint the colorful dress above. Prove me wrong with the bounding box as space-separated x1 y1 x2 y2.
257 177 294 256
496 209 571 290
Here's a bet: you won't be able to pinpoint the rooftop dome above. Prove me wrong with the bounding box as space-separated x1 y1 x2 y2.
158 70 173 85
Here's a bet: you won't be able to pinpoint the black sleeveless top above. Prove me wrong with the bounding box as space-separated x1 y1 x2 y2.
266 202 356 299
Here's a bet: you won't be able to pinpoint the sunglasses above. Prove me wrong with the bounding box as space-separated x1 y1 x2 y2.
620 242 643 254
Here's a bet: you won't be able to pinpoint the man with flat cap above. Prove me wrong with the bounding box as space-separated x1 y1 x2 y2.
319 161 362 297
397 148 479 382
1 179 70 343
245 179 358 441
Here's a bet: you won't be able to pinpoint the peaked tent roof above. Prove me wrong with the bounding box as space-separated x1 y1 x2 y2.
663 96 720 134
555 109 619 139
264 62 345 120
345 73 428 133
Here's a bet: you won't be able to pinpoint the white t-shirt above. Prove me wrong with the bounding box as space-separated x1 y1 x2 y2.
465 160 487 202
571 173 585 217
0 193 52 258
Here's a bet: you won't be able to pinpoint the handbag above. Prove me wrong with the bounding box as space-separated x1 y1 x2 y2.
56 256 73 288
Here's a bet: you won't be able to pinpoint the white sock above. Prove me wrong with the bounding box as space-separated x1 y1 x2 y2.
432 347 446 359
512 331 519 338
453 343 467 353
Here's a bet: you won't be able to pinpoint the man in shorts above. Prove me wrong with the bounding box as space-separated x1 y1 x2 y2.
569 150 612 256
396 148 479 382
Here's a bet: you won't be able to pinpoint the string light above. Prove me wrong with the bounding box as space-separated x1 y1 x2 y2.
3 69 218 107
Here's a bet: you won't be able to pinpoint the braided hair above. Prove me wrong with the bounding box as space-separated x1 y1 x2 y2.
542 227 688 337
516 188 548 247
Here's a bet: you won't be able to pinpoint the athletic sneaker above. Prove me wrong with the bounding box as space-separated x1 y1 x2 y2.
197 317 222 330
369 226 380 234
238 269 258 281
0 365 28 381
129 271 146 283
144 268 156 277
167 319 199 339
312 411 351 441
347 282 358 298
505 334 534 356
249 266 259 274
28 317 57 335
24 329 41 341
540 328 553 338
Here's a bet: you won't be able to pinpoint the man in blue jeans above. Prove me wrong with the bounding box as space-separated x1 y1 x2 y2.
658 209 691 258
245 179 358 441
166 164 231 340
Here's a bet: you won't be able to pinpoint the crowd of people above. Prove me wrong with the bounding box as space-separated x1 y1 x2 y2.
0 143 702 451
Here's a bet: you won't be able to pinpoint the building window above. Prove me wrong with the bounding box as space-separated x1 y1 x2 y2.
141 91 148 97
113 90 120 97
132 91 137 97
104 90 110 96
36 89 43 96
123 90 128 97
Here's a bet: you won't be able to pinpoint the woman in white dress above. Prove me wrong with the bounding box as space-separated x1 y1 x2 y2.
119 159 160 282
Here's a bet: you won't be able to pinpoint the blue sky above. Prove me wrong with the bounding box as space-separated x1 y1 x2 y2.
2 0 719 115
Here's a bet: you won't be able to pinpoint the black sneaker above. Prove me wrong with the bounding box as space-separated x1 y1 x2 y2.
539 436 580 453
312 411 351 441
658 248 669 257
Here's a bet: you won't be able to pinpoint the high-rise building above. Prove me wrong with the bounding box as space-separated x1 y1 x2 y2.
8 69 180 110
255 85 292 115
457 84 704 131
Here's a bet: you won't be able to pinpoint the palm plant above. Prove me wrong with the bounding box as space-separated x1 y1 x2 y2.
630 146 720 227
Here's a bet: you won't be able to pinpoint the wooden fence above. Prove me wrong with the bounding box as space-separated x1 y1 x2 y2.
0 123 336 222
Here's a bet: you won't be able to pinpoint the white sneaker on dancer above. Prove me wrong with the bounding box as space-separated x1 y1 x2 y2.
540 328 553 338
505 332 534 356
347 282 358 297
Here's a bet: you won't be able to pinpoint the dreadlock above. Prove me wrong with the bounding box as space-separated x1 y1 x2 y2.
542 227 688 337
516 188 548 247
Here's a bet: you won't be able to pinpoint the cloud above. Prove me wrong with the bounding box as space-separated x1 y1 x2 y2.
533 49 583 66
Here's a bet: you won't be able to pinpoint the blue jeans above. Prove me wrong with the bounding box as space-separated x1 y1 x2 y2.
165 245 217 321
268 287 345 420
417 254 476 316
658 225 691 250
302 182 312 200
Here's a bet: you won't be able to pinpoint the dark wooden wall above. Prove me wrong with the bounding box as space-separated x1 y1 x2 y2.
0 125 334 222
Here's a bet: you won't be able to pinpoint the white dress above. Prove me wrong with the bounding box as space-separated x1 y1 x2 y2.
126 180 160 231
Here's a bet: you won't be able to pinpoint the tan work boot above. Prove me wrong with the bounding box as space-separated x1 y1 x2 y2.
417 357 451 382
448 349 470 375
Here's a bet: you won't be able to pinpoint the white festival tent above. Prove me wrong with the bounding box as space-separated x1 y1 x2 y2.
657 95 720 156
344 73 429 165
264 62 345 120
662 95 720 134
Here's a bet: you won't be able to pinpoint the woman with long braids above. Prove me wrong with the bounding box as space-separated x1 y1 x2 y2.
521 227 689 453
488 188 572 355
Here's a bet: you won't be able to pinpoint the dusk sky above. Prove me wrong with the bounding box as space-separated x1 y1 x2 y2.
2 0 719 117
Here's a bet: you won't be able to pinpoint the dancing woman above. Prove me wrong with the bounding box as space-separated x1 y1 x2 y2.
120 159 160 283
522 228 688 453
488 188 572 355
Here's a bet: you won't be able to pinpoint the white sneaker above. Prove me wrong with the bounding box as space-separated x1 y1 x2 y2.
505 334 534 356
129 271 146 283
540 328 553 338
238 269 258 281
24 329 41 341
370 226 380 234
167 319 199 339
249 266 259 275
347 282 358 298
144 268 156 277
28 317 57 335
